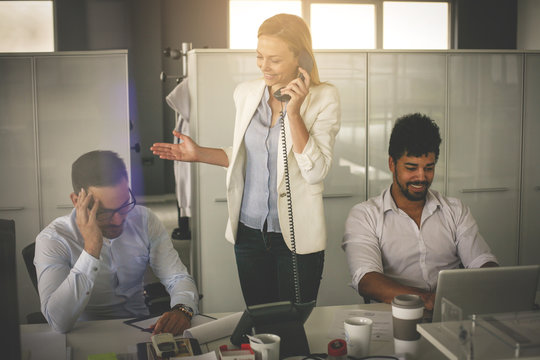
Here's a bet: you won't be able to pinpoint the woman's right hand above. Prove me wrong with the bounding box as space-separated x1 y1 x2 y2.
151 130 200 162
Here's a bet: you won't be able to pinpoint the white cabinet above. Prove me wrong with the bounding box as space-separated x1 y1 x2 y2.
188 50 539 313
447 54 523 266
520 54 540 267
0 51 130 322
0 57 41 324
188 50 366 312
368 53 447 197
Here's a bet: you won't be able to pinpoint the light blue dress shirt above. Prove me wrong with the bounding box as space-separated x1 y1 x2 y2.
34 205 199 333
240 87 283 233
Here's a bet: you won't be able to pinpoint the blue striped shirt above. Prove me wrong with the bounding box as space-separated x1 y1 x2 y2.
240 87 283 233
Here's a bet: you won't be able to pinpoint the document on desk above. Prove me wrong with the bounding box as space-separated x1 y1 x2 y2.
329 309 393 341
21 329 67 360
183 312 244 344
125 314 216 332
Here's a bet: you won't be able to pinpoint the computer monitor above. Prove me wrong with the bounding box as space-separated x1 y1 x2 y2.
432 265 540 322
0 219 21 360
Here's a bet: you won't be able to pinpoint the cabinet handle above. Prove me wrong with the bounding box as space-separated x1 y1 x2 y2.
0 207 25 211
460 187 509 193
323 193 354 199
57 204 74 209
215 193 355 202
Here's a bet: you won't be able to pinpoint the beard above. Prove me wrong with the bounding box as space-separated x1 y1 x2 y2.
394 173 430 202
100 224 124 239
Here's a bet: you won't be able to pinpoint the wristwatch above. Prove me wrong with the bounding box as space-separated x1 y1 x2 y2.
171 304 194 320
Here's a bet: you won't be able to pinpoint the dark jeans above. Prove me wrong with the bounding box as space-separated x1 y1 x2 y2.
234 222 324 307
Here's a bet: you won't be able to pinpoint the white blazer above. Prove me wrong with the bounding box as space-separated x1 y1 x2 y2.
223 79 341 254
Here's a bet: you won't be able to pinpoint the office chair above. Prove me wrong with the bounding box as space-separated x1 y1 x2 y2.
21 242 47 324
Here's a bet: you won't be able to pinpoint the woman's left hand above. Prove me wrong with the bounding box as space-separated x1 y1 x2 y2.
281 66 310 114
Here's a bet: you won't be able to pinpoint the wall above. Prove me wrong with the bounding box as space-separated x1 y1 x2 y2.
160 0 228 192
454 0 517 49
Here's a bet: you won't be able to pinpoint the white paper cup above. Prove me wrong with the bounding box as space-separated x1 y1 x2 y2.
249 333 281 360
344 316 373 358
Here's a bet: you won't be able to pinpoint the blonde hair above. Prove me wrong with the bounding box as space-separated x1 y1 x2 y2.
258 13 320 85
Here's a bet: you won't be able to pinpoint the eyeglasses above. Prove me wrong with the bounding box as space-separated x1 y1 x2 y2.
93 188 136 222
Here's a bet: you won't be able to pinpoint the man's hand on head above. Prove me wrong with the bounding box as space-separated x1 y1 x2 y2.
75 188 103 258
150 308 191 336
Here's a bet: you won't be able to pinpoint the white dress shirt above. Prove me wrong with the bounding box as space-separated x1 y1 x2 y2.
35 205 199 333
342 187 498 292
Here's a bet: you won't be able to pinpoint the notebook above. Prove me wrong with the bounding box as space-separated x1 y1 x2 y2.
432 265 540 322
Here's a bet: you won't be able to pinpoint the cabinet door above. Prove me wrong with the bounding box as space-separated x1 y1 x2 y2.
520 54 540 267
368 53 447 197
34 53 131 226
448 54 522 266
0 57 42 322
189 51 259 313
316 52 367 306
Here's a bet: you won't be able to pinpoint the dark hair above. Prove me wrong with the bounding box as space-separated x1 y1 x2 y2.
388 113 441 162
71 150 128 193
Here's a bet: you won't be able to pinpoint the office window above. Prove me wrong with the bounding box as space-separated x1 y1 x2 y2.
229 0 302 49
229 0 450 50
0 1 54 52
311 4 375 49
383 1 448 49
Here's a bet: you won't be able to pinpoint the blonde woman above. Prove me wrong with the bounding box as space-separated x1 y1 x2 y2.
151 14 340 306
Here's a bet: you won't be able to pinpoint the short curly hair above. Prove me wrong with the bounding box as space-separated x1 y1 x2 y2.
71 150 128 193
388 113 441 162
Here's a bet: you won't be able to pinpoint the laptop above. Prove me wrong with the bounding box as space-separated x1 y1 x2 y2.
432 265 540 322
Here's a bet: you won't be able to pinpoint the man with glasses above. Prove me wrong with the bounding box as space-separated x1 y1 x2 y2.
35 150 199 334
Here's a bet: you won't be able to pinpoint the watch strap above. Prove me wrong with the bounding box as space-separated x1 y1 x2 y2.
171 304 194 320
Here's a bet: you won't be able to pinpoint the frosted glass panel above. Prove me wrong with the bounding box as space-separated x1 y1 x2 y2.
229 1 301 49
383 2 449 49
311 4 375 49
368 53 447 197
448 54 522 266
0 1 54 52
520 54 540 266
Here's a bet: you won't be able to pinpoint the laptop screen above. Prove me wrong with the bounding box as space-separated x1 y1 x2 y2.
432 265 540 322
0 219 21 360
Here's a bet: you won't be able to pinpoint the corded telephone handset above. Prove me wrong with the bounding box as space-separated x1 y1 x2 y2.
273 51 314 102
230 51 316 358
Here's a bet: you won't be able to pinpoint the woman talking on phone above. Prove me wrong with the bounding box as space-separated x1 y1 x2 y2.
151 13 340 307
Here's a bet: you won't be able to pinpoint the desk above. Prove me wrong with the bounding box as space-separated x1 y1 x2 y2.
21 304 445 360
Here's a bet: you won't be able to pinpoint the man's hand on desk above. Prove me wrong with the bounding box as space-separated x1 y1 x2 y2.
150 309 191 336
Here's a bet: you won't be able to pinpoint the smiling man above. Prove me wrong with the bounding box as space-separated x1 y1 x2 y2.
342 113 498 311
34 150 198 334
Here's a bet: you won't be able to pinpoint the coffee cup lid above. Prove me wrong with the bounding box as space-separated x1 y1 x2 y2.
391 294 424 309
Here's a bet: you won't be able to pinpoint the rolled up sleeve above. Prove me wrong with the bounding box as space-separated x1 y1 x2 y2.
342 204 384 292
147 210 199 313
